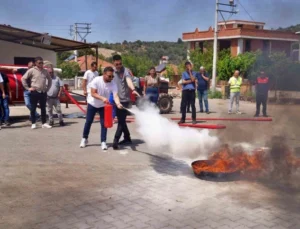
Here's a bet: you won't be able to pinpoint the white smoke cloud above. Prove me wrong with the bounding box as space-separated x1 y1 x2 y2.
129 102 220 159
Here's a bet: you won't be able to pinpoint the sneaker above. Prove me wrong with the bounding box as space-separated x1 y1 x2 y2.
31 124 37 129
178 120 185 124
200 110 204 113
101 142 108 150
59 121 65 126
42 123 52 129
192 120 197 125
228 111 232 114
236 111 242 115
206 111 210 114
80 138 88 148
254 114 259 117
4 121 11 127
263 114 269 117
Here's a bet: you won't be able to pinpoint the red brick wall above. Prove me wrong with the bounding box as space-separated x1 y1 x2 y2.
251 40 263 51
271 41 291 56
231 39 238 56
190 41 195 50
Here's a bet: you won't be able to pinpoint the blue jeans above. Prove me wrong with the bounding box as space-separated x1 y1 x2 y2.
83 104 107 143
24 90 40 119
146 87 159 104
198 89 209 112
109 93 116 119
0 95 10 122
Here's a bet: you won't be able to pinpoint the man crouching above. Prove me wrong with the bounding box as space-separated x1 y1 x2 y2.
80 67 123 150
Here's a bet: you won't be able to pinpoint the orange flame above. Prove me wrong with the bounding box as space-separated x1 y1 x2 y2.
192 144 300 177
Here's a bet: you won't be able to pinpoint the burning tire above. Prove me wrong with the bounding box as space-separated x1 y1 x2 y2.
157 93 173 114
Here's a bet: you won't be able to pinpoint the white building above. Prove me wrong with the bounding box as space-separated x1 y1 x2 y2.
0 24 98 67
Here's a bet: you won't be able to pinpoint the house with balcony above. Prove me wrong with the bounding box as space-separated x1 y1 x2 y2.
182 20 300 60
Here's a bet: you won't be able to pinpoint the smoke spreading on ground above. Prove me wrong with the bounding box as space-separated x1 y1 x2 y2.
129 101 219 160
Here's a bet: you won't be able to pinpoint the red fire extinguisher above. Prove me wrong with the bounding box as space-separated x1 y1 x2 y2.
104 104 113 128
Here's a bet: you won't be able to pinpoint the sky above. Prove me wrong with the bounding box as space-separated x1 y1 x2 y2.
1 0 300 43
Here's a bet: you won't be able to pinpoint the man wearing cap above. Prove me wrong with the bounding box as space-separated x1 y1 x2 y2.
178 61 197 124
196 66 210 114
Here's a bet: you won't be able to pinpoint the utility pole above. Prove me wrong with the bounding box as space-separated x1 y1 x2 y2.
211 0 238 92
70 23 92 62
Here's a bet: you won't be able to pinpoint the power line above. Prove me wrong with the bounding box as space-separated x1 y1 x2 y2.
237 0 255 22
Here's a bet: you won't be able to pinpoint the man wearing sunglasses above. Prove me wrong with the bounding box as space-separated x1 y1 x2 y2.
112 55 140 150
22 56 52 129
80 67 123 150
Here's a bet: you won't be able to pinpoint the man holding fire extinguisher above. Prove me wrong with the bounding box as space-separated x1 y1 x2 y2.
111 55 140 150
80 67 123 150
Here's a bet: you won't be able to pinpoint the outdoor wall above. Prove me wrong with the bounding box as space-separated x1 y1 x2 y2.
271 40 291 56
0 40 57 66
231 39 238 56
251 39 263 51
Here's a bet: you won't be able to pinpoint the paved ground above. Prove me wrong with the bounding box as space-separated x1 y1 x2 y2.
1 98 300 229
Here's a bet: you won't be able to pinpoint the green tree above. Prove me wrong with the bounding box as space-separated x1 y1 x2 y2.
189 42 214 74
78 48 95 57
60 62 81 79
98 65 103 75
57 51 72 66
122 54 153 76
165 64 175 80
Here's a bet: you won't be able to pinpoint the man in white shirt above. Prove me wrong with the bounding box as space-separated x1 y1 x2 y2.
82 61 99 96
80 67 123 150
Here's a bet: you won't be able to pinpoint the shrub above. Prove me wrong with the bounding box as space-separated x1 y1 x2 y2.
208 90 222 99
59 62 81 79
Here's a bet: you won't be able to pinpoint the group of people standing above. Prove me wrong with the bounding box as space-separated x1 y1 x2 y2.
178 61 210 124
177 61 270 124
20 57 65 129
0 57 65 131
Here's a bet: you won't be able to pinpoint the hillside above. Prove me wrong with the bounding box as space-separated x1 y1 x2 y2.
277 24 300 33
95 39 187 65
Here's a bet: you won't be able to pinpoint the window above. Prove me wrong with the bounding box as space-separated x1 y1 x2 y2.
255 25 260 29
14 57 35 65
245 40 251 52
237 24 243 28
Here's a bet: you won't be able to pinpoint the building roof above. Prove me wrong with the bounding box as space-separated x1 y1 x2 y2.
0 24 98 52
182 25 300 42
70 55 113 71
218 20 265 26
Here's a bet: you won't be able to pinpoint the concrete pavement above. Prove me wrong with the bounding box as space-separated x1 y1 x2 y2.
1 98 299 229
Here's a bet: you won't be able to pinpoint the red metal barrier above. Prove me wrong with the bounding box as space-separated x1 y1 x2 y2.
62 88 86 114
178 123 226 129
171 117 272 122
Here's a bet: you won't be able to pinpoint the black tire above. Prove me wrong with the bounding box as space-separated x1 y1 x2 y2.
157 93 173 114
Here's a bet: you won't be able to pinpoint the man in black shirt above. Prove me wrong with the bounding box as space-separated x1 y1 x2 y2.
254 71 270 117
0 72 12 126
